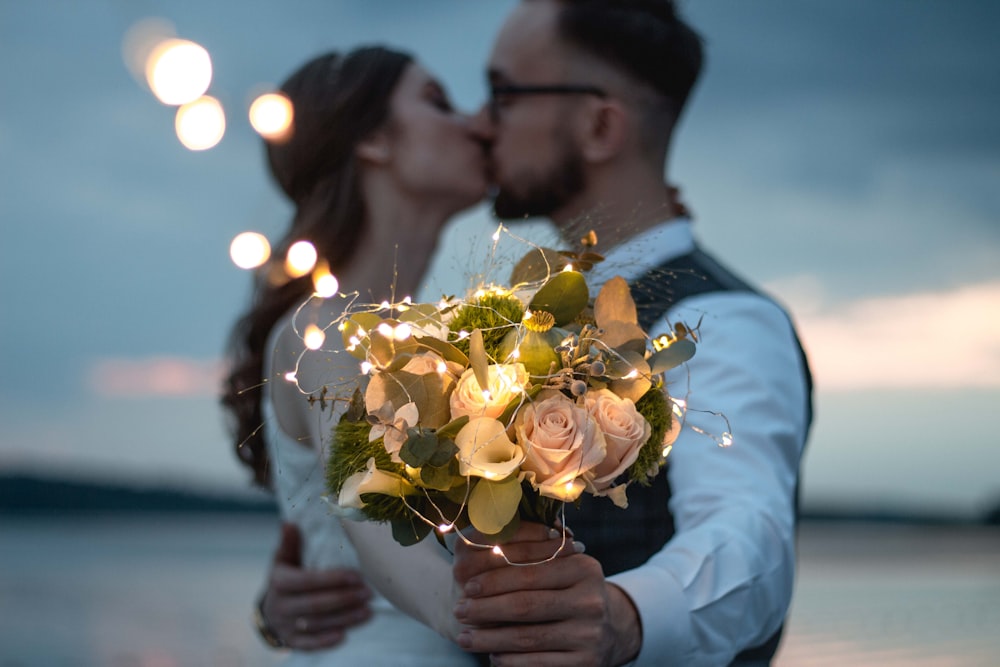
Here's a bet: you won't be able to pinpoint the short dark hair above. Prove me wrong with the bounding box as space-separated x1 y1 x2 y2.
555 0 703 121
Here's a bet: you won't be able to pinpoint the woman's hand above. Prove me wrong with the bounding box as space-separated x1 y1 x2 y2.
257 523 373 650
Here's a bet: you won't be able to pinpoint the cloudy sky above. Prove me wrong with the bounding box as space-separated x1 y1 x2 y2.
1 1 998 518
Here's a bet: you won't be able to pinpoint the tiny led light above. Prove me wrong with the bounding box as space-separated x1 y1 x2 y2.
249 92 293 141
393 323 412 341
285 240 317 278
303 325 325 350
284 371 297 382
229 231 270 269
313 271 339 298
438 523 453 533
491 545 504 556
360 361 373 375
436 361 448 374
562 263 574 272
376 322 394 338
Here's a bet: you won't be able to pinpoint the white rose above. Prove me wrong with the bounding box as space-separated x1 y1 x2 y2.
515 391 606 501
583 389 651 493
449 363 529 420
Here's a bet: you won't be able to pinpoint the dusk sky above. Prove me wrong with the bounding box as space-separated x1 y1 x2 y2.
1 1 998 519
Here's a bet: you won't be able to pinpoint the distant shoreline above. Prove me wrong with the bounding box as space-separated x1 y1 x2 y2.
0 473 277 516
1 473 997 525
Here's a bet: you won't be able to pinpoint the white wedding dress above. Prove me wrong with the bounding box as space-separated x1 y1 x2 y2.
263 398 477 666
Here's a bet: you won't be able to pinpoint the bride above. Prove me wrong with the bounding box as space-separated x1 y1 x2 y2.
222 46 487 664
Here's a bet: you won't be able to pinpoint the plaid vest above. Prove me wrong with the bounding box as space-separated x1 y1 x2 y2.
563 245 813 665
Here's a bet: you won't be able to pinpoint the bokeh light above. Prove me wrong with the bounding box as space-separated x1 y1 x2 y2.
285 240 318 278
229 232 271 269
249 93 294 142
175 96 225 150
145 39 212 105
145 38 212 105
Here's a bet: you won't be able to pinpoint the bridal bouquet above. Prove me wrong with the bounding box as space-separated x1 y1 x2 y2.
324 247 696 546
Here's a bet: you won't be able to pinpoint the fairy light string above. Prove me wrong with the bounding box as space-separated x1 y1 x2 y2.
232 223 732 564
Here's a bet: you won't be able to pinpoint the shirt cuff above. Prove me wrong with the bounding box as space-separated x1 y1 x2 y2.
609 565 697 667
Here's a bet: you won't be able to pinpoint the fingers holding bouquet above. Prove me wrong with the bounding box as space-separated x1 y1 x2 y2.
453 521 640 666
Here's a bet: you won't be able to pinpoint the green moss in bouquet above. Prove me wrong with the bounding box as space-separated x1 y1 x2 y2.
449 292 524 359
325 416 412 524
628 382 673 485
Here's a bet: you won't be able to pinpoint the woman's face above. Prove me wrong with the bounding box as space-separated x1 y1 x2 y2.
379 63 488 214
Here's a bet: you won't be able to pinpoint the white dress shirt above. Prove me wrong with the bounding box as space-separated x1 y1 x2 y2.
344 219 810 666
593 220 810 666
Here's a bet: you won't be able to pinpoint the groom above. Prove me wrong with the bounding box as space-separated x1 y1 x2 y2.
257 1 811 664
449 1 812 665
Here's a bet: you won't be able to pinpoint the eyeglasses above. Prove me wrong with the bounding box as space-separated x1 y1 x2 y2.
487 83 608 122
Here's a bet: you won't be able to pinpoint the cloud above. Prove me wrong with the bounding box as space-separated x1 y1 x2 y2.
770 278 1000 390
88 356 224 398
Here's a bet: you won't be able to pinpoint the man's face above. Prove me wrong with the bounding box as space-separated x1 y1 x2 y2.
484 0 587 221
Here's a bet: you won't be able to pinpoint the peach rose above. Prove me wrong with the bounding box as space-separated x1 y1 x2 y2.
449 363 529 420
583 389 651 493
515 391 606 501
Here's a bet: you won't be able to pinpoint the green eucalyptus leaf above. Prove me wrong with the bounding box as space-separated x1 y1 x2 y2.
593 276 638 327
529 270 589 326
365 370 454 429
468 475 523 535
427 438 459 468
509 247 566 285
391 515 431 546
414 335 469 367
420 457 461 491
649 339 697 374
435 415 470 441
399 427 441 468
340 312 383 361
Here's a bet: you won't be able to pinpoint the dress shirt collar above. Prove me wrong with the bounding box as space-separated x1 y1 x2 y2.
587 219 696 286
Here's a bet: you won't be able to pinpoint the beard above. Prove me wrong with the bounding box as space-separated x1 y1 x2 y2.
492 133 585 221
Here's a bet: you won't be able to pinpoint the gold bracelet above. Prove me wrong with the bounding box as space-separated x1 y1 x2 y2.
253 595 287 649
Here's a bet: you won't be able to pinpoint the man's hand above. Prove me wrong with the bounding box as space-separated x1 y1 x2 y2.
257 522 373 650
453 522 642 667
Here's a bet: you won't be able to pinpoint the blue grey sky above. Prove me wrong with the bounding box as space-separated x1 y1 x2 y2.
1 1 998 517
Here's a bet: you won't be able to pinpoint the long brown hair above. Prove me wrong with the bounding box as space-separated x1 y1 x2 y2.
222 46 413 487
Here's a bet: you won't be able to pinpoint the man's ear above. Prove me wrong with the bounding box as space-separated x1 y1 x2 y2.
355 130 391 164
580 99 627 163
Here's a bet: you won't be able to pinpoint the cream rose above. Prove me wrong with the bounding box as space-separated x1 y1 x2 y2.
449 363 529 420
400 351 463 378
583 389 651 493
515 391 606 501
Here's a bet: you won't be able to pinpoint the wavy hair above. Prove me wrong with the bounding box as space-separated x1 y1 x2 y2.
222 46 412 486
